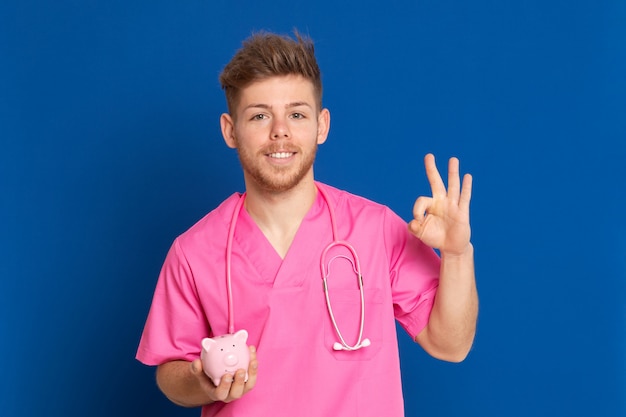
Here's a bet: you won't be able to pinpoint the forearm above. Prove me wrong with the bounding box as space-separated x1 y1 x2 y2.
156 361 214 408
417 243 478 362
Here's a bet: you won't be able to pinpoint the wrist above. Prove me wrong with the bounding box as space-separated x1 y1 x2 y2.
440 242 473 260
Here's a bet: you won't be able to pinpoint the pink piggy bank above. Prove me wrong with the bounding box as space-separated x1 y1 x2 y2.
201 330 250 386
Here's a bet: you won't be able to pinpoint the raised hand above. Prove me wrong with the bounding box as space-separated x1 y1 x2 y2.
408 154 472 256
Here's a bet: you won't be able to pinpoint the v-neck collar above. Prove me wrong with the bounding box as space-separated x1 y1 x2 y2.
233 189 329 288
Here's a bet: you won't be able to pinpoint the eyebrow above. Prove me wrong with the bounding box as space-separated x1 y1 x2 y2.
286 101 313 109
243 101 313 111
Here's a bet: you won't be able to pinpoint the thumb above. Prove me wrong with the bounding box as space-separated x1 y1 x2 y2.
408 218 425 239
408 213 436 243
190 359 203 375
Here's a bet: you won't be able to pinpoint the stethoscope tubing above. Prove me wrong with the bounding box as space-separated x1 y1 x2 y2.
321 241 368 351
225 193 246 335
224 185 369 351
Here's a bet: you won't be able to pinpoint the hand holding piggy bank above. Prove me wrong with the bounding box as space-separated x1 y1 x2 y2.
201 330 250 386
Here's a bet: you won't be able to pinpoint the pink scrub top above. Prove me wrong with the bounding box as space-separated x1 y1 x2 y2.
136 182 440 417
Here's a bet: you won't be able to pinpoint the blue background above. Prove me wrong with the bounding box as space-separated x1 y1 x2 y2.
2 1 625 416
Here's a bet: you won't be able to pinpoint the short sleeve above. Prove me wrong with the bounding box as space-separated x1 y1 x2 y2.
136 238 210 365
384 209 441 339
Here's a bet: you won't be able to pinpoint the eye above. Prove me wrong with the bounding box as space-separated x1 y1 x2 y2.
251 113 267 121
290 112 304 119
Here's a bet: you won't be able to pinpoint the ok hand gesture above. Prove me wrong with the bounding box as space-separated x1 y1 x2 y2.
408 154 472 256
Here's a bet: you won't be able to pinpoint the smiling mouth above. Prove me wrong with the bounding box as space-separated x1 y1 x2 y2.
268 152 295 159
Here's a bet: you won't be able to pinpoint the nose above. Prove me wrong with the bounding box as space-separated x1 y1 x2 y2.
270 118 290 140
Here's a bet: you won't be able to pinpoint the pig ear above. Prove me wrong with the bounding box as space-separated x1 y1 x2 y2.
201 337 216 351
233 329 248 342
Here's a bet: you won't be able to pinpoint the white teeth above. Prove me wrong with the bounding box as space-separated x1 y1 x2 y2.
269 152 293 159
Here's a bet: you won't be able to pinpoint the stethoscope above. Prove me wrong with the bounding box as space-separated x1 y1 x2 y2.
225 185 370 352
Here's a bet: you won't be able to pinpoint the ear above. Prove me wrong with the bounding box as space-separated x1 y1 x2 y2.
201 337 216 351
233 329 249 343
316 108 330 145
220 113 237 149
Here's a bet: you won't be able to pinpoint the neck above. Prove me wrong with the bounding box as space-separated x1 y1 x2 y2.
243 178 318 258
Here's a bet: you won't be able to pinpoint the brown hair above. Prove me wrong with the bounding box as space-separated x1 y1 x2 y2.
219 30 323 116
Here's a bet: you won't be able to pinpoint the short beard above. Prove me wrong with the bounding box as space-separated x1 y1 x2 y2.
237 144 318 193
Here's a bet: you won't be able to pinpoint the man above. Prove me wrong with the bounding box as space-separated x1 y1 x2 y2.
137 31 477 417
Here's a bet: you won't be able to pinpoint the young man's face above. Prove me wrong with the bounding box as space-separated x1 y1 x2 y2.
220 75 330 193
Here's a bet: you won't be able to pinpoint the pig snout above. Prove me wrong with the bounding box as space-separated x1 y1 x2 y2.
223 352 239 367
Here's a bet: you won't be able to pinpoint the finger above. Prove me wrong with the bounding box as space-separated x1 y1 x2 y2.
412 196 433 224
447 157 461 204
244 346 258 392
409 196 434 240
424 154 446 198
190 359 219 396
227 345 258 400
459 173 473 210
227 369 247 400
213 373 234 402
408 218 424 238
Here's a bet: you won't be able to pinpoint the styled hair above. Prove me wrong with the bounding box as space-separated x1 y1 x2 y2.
219 30 323 116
